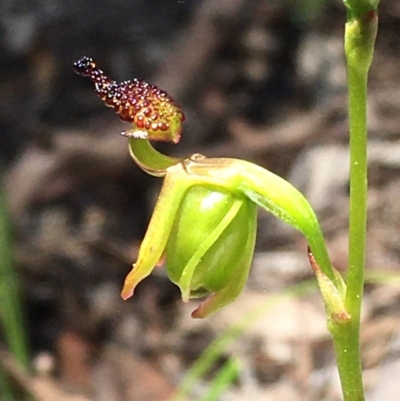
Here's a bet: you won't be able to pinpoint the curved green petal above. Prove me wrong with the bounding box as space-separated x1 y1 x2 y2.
191 199 257 318
121 171 188 299
178 198 243 302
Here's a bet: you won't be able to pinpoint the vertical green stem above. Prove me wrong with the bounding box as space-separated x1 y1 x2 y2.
331 8 377 401
346 62 367 322
331 322 365 401
345 9 377 327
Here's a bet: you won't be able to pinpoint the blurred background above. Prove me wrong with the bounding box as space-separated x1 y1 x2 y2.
1 0 400 400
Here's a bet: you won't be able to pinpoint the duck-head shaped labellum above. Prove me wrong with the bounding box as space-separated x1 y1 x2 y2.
73 56 185 143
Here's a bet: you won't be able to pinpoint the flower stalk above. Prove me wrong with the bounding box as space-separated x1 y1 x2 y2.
329 3 378 400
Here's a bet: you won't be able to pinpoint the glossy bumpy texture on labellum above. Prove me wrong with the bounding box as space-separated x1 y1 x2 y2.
73 56 185 143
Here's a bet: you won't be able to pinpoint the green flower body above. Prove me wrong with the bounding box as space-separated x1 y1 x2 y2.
74 59 341 319
165 186 257 316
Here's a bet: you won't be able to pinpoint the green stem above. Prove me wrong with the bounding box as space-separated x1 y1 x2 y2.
331 322 365 401
344 30 368 333
331 8 377 401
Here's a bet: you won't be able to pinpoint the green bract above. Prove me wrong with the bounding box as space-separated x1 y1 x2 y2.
121 139 341 318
